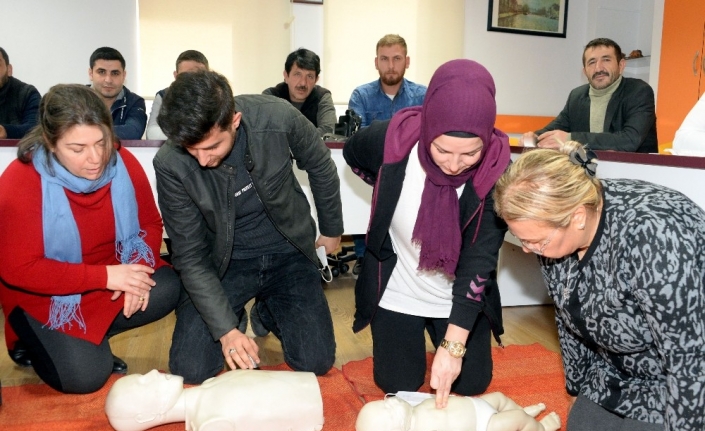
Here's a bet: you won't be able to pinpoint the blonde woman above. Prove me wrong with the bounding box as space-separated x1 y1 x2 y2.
493 141 705 431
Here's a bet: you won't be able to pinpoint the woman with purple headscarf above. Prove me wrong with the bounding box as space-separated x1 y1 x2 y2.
344 59 511 408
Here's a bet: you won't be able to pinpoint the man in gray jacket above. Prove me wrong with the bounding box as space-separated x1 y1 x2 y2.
154 70 343 384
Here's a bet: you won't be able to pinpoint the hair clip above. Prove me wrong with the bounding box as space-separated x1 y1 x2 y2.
568 147 598 178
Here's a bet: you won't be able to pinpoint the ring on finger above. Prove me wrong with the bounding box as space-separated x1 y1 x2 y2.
228 348 237 355
139 296 145 302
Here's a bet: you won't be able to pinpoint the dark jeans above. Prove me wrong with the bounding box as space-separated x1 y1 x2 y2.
169 251 336 384
567 395 664 431
7 266 180 394
370 306 492 396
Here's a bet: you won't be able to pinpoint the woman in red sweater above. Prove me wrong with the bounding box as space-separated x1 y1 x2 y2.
0 84 180 394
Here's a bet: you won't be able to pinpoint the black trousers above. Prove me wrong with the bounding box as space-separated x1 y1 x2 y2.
370 306 492 396
8 266 180 394
567 395 664 431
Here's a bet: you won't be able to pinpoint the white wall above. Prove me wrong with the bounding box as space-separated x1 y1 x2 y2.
0 0 139 96
464 0 589 116
291 3 325 85
139 0 290 97
463 0 658 117
323 0 466 105
1 0 661 117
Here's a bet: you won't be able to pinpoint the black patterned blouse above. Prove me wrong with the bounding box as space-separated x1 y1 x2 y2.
539 179 705 430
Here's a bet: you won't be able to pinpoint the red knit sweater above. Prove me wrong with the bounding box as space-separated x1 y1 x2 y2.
0 147 167 347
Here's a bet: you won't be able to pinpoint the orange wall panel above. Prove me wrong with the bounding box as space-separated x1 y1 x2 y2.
656 0 705 143
495 115 555 134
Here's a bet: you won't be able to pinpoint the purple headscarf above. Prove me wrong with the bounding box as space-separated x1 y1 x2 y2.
383 59 510 276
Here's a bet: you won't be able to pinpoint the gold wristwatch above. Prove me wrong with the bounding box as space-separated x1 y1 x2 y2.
440 339 466 358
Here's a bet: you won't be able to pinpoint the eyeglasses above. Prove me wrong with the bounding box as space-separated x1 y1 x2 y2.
514 227 559 256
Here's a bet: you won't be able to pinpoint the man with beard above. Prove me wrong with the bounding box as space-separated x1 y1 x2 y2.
88 47 147 140
348 34 427 128
521 38 657 153
263 48 336 137
347 35 427 275
0 47 40 139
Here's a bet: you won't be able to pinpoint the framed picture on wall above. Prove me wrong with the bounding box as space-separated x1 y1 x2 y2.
487 0 568 38
292 0 323 4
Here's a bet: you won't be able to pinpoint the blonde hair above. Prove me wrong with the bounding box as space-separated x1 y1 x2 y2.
494 141 603 227
376 34 407 55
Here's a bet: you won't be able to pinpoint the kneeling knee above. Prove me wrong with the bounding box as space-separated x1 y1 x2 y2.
169 359 221 385
286 352 335 376
373 370 424 394
453 372 492 396
56 369 111 394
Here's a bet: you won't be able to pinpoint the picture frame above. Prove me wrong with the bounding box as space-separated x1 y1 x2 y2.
292 0 323 4
487 0 568 38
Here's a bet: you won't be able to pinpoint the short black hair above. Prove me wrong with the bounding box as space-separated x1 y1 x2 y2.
285 48 320 76
158 70 235 147
583 38 623 66
0 47 8 65
175 50 209 71
89 47 126 69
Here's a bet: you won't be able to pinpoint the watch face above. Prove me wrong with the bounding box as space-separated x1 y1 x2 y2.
442 340 466 358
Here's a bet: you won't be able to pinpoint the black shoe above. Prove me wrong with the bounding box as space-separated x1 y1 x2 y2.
352 257 363 279
112 355 128 374
8 341 32 368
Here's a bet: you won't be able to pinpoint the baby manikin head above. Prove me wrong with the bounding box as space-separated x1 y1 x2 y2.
356 396 413 431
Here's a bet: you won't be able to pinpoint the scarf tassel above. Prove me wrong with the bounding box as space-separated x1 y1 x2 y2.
116 230 155 267
46 294 87 332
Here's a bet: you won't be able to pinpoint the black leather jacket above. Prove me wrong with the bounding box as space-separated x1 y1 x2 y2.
154 95 343 340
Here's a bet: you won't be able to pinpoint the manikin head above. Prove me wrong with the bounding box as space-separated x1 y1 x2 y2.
105 370 184 431
356 396 413 431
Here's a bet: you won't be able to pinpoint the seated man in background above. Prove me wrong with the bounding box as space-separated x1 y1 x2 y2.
263 48 336 137
88 47 146 140
348 34 427 128
521 38 657 153
347 34 427 274
0 47 40 139
146 50 209 140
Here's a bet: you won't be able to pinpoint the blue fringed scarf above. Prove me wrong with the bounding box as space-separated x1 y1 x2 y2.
32 148 155 332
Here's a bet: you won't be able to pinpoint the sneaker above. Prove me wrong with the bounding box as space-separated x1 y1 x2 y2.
249 301 270 337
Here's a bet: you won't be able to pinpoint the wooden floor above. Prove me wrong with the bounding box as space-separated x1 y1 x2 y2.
0 271 559 387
